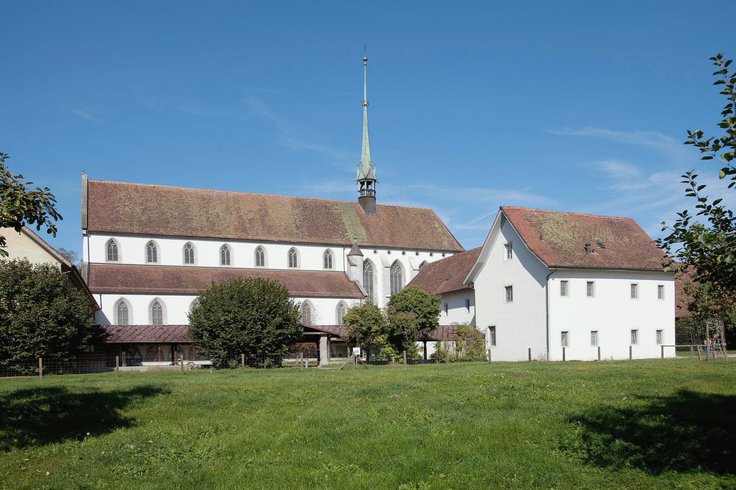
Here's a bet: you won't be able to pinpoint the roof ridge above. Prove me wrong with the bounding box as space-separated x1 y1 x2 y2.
501 206 634 222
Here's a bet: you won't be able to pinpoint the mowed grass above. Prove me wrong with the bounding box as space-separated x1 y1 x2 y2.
1 360 735 489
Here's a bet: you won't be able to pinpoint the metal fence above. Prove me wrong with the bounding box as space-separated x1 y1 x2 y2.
0 356 117 378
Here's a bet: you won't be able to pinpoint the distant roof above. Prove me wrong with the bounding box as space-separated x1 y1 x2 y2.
84 180 463 252
101 324 191 344
407 248 482 295
501 207 667 271
88 264 365 298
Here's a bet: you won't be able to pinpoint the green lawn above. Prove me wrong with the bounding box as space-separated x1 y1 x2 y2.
1 360 735 489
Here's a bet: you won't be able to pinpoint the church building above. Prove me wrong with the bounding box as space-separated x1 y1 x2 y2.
83 54 464 365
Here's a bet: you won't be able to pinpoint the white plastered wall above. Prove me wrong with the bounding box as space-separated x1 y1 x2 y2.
438 289 475 325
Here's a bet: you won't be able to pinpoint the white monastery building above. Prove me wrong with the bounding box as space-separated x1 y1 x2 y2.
82 54 463 364
409 207 676 361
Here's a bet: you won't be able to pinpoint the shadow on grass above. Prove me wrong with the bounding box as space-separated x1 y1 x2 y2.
565 389 736 475
0 385 167 450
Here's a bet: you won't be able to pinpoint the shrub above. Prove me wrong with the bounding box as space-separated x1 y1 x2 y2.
189 278 302 368
344 302 389 357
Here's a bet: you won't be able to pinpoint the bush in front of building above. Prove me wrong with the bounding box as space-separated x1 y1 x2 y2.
188 278 302 368
0 259 94 366
432 324 487 362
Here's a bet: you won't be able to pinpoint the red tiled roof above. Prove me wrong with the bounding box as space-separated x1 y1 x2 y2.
85 180 464 252
88 264 365 298
407 248 481 294
101 324 191 344
427 325 459 341
502 207 667 271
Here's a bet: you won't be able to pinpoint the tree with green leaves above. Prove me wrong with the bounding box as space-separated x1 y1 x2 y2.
0 152 62 257
188 278 302 368
0 259 94 367
343 302 389 358
386 286 440 352
659 53 736 291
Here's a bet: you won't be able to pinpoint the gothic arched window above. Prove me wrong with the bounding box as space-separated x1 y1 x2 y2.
390 261 403 296
288 248 298 269
116 299 130 325
300 301 313 326
146 241 158 264
363 260 375 302
106 239 119 262
323 249 333 270
183 242 195 265
220 244 231 266
255 246 266 267
151 300 164 325
336 302 348 325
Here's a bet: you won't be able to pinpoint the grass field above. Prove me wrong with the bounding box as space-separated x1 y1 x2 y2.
1 360 735 489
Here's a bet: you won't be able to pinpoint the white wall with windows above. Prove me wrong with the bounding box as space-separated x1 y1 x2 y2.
439 290 475 325
547 270 675 360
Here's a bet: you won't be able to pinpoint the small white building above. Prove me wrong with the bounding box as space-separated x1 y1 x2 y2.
410 207 675 361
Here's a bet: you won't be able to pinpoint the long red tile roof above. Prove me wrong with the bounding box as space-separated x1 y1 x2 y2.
85 180 464 252
502 207 667 270
88 264 365 298
102 324 191 344
407 247 481 294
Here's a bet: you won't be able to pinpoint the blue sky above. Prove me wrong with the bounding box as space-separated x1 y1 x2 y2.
2 1 735 256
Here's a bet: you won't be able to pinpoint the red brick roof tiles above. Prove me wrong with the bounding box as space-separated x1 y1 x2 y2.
101 324 191 344
502 207 667 270
88 264 365 298
86 180 464 252
407 248 481 295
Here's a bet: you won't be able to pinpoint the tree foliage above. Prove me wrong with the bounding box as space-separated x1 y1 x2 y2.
0 153 62 257
659 53 736 290
343 302 388 354
0 259 93 363
433 324 487 362
188 278 302 367
386 286 440 351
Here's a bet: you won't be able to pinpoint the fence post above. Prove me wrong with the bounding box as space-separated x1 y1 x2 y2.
180 357 185 373
597 346 601 361
115 355 120 378
403 350 407 366
38 357 43 381
488 349 492 364
562 347 566 362
241 353 245 369
661 345 664 359
629 345 632 360
528 347 532 362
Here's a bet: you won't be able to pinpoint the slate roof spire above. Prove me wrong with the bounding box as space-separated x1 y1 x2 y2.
357 47 377 213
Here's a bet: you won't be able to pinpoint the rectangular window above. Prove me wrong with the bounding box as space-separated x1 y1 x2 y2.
630 283 638 299
560 280 569 297
657 285 665 300
590 330 598 346
587 281 595 297
504 243 513 260
488 326 496 346
561 331 569 347
505 285 513 303
465 298 470 312
631 329 638 345
444 303 448 314
656 329 663 345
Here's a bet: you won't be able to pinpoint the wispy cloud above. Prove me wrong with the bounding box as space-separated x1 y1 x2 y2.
596 159 642 180
70 107 99 123
245 97 352 162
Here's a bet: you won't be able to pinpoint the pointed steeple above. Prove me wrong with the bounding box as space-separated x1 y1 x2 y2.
357 48 377 213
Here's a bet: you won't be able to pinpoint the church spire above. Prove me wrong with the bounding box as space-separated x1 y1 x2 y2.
357 47 377 213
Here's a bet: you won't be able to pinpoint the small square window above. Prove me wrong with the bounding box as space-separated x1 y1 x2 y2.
631 329 638 345
488 326 497 346
504 243 513 260
505 285 513 303
590 330 598 346
657 285 665 300
587 281 595 297
630 283 638 299
656 329 663 345
561 331 569 347
560 280 569 297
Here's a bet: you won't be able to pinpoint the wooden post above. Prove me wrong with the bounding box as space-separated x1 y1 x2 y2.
241 353 245 369
180 357 185 373
629 345 632 360
115 356 120 376
402 350 407 366
562 347 566 362
597 346 601 361
528 347 532 362
38 358 43 381
488 349 492 364
661 345 664 359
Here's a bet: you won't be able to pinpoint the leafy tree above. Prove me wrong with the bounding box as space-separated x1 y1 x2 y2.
432 324 487 362
188 278 302 368
343 302 389 357
659 53 736 290
0 152 62 257
0 259 93 366
386 286 440 351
